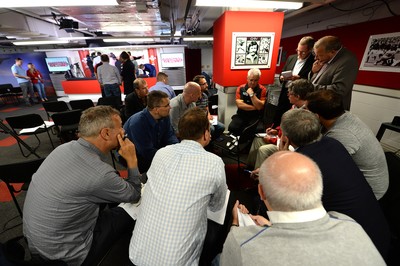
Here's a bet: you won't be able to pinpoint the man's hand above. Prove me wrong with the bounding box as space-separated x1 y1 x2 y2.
246 88 254 96
278 135 290 151
117 134 138 168
250 215 271 227
312 60 324 74
232 200 250 226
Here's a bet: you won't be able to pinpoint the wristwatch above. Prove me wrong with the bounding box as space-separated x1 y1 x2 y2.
249 93 254 97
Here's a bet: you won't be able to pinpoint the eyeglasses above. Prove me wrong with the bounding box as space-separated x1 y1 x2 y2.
157 102 170 108
295 49 308 55
199 82 207 86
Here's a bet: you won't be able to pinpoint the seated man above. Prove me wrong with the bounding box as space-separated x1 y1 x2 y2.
124 78 148 119
23 106 142 265
149 72 176 99
169 81 202 135
247 79 314 169
306 90 389 200
228 68 267 136
124 90 179 173
193 74 225 140
220 151 385 266
129 107 228 265
279 109 390 259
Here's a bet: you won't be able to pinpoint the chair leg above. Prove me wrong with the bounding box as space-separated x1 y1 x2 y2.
5 183 23 218
46 130 55 149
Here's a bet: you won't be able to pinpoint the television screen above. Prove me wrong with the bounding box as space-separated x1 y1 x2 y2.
45 57 71 72
160 53 185 68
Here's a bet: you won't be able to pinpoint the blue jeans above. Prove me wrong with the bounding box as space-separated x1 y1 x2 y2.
211 121 225 140
103 83 121 97
33 82 46 99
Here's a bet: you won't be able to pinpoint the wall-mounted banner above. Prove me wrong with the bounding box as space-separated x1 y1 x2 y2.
231 32 275 70
359 32 400 73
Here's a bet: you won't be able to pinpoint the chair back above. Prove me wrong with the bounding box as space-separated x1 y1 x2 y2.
97 96 122 110
51 110 82 127
69 99 94 111
42 101 70 120
6 114 46 131
0 157 45 184
238 119 260 151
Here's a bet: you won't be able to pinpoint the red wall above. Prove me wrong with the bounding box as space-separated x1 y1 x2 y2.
277 16 400 90
213 11 284 87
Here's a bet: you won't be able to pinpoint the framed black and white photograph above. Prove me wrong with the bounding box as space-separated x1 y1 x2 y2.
359 32 400 73
231 32 275 70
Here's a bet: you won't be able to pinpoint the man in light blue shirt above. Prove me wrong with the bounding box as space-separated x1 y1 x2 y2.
11 58 37 106
149 72 176 99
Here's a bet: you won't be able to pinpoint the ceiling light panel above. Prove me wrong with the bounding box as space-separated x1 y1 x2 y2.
195 0 303 10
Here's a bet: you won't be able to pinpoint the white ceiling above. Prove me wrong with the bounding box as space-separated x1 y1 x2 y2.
0 0 398 48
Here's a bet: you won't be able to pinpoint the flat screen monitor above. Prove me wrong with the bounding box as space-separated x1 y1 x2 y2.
45 57 71 72
160 53 185 68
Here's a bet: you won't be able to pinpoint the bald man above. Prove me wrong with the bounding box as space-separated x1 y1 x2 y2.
169 81 202 135
220 151 385 266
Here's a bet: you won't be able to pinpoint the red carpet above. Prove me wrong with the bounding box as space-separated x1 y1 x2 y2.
225 164 257 191
0 107 21 113
0 181 22 202
0 135 30 147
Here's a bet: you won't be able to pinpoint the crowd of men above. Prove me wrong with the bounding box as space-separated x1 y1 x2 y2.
19 34 393 265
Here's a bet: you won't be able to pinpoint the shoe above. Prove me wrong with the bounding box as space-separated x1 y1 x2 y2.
44 98 49 101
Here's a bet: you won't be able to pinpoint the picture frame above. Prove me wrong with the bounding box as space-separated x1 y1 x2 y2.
359 32 400 73
231 32 275 70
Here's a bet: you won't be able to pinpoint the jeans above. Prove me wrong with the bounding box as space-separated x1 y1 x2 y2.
33 82 47 99
103 83 121 97
19 82 36 104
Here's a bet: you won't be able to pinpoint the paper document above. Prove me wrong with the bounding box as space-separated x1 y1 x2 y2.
238 211 256 226
119 184 145 220
210 115 218 126
207 190 230 225
281 70 293 79
19 121 55 134
255 133 267 137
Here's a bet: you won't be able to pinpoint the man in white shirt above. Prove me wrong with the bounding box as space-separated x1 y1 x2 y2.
129 107 228 266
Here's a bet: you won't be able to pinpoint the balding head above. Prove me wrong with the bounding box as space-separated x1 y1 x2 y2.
315 36 342 52
259 151 323 212
183 81 201 104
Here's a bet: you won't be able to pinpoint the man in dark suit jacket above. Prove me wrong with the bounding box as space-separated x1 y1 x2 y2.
310 36 359 110
273 36 315 126
279 108 390 260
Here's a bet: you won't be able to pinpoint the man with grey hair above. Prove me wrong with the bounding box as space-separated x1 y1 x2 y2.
220 151 385 265
279 109 390 259
23 106 142 265
310 35 358 110
228 68 267 136
169 81 202 135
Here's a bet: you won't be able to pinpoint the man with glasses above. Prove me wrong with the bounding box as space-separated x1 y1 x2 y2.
228 68 267 136
194 74 225 140
273 36 315 126
124 90 178 173
169 81 202 136
149 72 176 99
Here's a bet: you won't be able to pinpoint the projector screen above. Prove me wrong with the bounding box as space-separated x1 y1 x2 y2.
160 53 185 68
45 57 71 72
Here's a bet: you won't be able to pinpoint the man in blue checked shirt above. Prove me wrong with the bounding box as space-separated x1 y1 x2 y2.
129 107 228 266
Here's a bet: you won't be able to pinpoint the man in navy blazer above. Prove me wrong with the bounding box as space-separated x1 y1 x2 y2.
310 36 359 110
273 36 315 125
279 109 391 260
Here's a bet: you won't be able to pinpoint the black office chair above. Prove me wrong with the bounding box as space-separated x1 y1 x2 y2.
97 96 122 110
6 114 55 157
0 157 45 218
51 110 82 143
69 99 95 111
42 101 70 121
214 119 260 169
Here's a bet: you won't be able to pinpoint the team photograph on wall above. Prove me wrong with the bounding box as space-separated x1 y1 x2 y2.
360 31 400 73
231 32 275 69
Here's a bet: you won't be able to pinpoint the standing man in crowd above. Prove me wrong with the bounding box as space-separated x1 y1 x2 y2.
124 78 148 119
97 54 122 97
139 63 156 77
11 58 37 106
120 51 136 95
124 91 178 173
169 81 202 135
306 90 389 199
193 74 225 140
228 68 266 136
149 72 176 99
220 151 385 266
310 35 359 110
274 36 315 125
23 106 142 265
130 107 228 265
